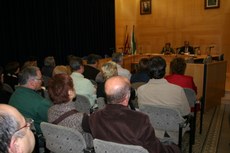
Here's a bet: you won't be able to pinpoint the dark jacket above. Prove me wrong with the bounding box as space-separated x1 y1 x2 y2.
82 104 180 153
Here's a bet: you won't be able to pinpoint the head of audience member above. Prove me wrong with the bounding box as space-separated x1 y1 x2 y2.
69 57 84 74
112 52 123 66
87 54 101 68
105 76 131 106
18 66 43 91
148 56 166 79
170 57 186 75
101 61 118 80
48 74 76 104
52 65 68 76
0 104 35 153
137 58 149 73
43 56 56 68
5 61 20 75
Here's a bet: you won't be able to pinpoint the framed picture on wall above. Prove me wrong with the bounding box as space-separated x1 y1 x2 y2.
205 0 220 9
140 0 151 15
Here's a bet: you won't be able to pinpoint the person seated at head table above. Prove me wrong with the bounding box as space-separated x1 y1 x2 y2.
82 76 180 153
165 57 197 94
0 104 35 153
161 42 175 55
178 41 194 55
47 73 93 148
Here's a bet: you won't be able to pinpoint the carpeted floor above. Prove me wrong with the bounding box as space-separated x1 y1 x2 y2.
182 104 225 153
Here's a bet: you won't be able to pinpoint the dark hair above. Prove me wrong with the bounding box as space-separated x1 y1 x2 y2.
18 66 40 85
87 54 100 64
48 74 74 104
5 61 20 74
137 58 149 72
148 56 166 79
0 113 20 153
112 52 123 63
170 57 186 75
69 57 83 71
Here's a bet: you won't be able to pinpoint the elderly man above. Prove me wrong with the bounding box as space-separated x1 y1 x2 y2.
82 76 180 153
0 104 35 153
9 66 52 134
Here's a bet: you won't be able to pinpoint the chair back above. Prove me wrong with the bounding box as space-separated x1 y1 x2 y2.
41 122 87 153
97 97 106 109
74 94 91 114
183 88 196 108
139 104 185 132
93 139 149 153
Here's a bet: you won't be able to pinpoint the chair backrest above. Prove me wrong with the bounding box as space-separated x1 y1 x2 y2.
74 94 91 114
93 139 149 153
139 104 185 132
97 97 106 109
40 122 87 153
183 88 196 107
131 82 146 90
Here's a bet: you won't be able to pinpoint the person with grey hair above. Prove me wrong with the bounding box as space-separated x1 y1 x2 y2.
82 76 180 153
9 66 52 135
69 57 97 108
42 56 56 78
112 52 131 80
0 104 35 153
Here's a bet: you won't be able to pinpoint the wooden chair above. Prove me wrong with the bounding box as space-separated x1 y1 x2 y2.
93 139 149 153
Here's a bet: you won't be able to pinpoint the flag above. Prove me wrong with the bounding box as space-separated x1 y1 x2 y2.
123 25 129 55
131 25 136 55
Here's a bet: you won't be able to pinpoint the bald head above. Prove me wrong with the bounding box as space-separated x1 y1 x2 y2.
0 104 35 153
105 76 131 105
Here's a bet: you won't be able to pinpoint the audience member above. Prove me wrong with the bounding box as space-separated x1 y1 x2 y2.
83 54 101 81
112 52 131 80
9 66 52 134
161 42 175 54
137 56 190 116
52 65 69 76
130 58 150 83
0 66 12 103
69 57 97 108
21 56 38 70
178 41 194 54
0 104 35 153
4 61 20 90
165 57 197 94
41 56 56 87
47 74 93 147
82 76 180 153
66 54 77 75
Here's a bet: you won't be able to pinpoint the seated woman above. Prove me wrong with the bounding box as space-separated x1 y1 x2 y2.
161 42 175 55
47 73 93 147
97 61 136 110
165 57 197 94
130 58 150 83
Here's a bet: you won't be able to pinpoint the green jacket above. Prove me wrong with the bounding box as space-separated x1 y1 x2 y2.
9 86 52 134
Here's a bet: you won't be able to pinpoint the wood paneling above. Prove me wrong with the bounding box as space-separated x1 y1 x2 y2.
115 0 230 73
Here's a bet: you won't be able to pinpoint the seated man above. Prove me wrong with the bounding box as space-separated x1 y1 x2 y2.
161 42 175 55
165 57 197 94
83 54 101 81
0 104 35 153
9 66 52 134
69 56 97 108
112 52 131 80
178 41 194 54
82 76 180 153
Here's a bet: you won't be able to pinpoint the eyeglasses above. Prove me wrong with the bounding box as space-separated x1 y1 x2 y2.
34 77 43 81
14 118 34 134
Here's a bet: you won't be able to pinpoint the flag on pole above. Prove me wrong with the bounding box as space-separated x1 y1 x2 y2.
131 25 136 55
123 25 129 55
